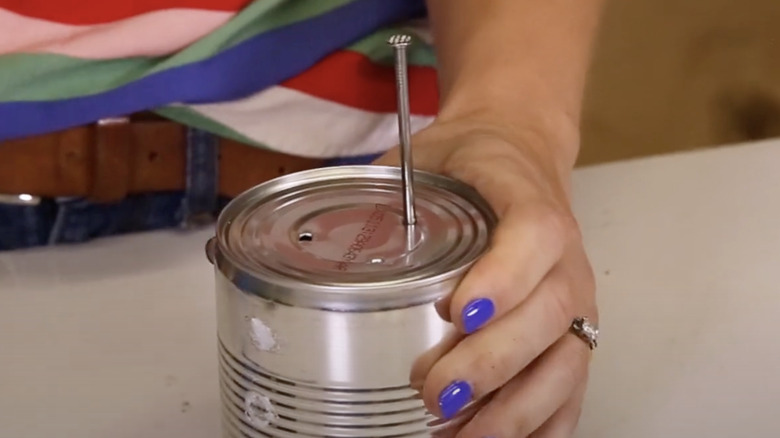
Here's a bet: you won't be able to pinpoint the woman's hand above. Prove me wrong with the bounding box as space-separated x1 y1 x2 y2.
374 115 598 438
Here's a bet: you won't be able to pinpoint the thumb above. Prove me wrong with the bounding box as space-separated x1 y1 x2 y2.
371 145 401 166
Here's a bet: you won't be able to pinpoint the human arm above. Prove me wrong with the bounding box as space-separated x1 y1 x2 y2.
375 1 606 436
429 0 604 175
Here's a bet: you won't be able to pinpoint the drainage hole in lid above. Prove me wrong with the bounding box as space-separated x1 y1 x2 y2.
298 232 313 242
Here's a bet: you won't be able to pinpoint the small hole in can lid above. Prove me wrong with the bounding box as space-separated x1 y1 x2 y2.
298 232 313 242
369 258 384 264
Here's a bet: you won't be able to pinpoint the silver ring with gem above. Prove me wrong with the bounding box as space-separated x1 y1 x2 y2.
570 317 599 350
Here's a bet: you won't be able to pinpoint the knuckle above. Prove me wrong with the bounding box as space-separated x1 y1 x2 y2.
442 142 528 214
460 264 514 305
441 147 474 180
445 137 516 169
506 403 535 437
549 205 580 242
442 140 506 179
524 202 579 253
461 345 511 396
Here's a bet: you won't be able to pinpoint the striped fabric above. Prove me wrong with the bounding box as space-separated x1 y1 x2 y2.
0 0 439 158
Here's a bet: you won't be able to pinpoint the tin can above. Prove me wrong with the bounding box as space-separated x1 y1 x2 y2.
205 165 496 437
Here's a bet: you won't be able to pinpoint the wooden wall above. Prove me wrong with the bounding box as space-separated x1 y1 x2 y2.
579 0 780 165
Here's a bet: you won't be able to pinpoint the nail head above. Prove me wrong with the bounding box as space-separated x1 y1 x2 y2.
387 34 412 47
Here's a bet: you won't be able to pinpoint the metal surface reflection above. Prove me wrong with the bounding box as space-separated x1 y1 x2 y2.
208 165 496 437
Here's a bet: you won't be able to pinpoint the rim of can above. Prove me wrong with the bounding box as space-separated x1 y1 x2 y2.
210 165 497 310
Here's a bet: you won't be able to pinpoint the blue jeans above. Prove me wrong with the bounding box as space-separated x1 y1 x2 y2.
0 128 380 251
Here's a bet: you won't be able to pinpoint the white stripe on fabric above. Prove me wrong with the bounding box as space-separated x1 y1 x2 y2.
184 86 436 158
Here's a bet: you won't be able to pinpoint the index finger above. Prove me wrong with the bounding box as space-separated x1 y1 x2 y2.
441 150 576 333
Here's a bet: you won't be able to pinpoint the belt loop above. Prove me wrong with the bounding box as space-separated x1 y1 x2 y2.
178 127 219 228
89 117 132 203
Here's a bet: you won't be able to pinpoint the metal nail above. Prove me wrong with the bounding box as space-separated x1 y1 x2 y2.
387 34 417 227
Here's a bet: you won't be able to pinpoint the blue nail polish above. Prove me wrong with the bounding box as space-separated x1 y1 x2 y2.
438 380 472 419
462 298 495 333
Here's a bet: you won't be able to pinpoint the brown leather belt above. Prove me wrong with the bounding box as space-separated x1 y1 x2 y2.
0 115 326 202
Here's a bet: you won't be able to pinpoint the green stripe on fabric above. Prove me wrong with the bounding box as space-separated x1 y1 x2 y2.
346 26 437 67
0 54 155 102
0 0 356 102
147 0 357 74
154 105 269 149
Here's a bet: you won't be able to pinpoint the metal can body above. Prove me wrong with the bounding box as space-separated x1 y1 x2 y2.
216 273 458 437
207 166 496 437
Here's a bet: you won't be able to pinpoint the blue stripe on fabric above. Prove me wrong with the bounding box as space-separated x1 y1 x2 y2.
323 153 382 166
0 0 426 141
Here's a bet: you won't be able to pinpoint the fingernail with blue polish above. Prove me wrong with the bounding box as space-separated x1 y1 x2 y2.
438 380 472 419
462 298 495 333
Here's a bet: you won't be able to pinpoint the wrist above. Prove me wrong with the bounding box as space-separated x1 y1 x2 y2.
435 98 582 174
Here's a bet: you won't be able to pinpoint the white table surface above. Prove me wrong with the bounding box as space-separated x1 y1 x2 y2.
2 139 780 438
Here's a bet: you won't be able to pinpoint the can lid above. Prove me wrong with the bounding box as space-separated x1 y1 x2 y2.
214 166 496 310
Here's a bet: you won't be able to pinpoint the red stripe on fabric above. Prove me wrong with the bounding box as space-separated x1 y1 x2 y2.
0 0 251 25
281 50 439 116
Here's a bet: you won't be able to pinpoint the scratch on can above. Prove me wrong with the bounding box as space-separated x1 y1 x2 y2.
243 391 278 428
248 317 278 352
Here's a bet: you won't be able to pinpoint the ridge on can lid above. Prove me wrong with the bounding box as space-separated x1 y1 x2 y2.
211 165 497 310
